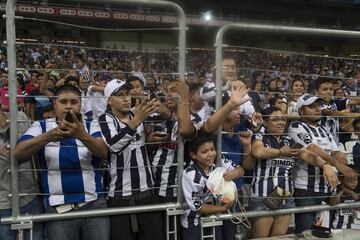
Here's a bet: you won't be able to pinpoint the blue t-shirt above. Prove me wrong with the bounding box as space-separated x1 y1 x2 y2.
221 125 245 189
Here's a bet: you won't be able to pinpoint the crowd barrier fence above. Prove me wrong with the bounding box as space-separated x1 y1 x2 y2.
3 1 360 240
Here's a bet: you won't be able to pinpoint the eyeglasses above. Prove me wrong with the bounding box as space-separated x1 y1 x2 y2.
269 117 287 122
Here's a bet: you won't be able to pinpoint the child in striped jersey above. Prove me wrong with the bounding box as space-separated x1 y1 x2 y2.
314 77 360 145
330 165 359 229
181 132 245 240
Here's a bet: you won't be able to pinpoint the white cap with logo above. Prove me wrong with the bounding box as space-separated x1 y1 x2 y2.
104 79 131 98
296 94 323 111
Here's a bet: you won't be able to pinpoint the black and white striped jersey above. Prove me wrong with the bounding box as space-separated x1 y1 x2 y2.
181 157 237 228
320 98 348 146
78 64 92 83
288 120 338 193
251 134 296 197
148 112 204 198
332 196 354 229
99 110 153 198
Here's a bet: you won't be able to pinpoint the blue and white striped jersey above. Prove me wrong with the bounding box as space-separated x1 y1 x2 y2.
181 157 237 228
18 118 104 207
251 134 296 197
289 120 338 193
99 110 153 198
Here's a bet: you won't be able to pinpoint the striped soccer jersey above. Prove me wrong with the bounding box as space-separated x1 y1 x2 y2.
320 98 348 146
148 112 204 198
99 110 153 198
18 118 104 207
288 120 338 193
181 157 237 228
251 134 296 197
332 195 354 229
78 64 92 83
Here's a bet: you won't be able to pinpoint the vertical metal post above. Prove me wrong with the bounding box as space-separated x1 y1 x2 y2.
76 0 187 204
166 2 186 204
5 0 20 218
214 26 227 165
214 23 360 165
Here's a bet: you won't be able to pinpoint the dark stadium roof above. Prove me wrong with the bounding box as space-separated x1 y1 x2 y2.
12 0 360 30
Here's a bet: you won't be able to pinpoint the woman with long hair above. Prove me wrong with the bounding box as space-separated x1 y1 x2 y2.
287 77 305 115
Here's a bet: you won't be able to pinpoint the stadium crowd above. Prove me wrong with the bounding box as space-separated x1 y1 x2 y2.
0 44 360 240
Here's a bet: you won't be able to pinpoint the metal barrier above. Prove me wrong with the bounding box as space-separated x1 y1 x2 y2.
4 0 186 239
214 22 360 164
3 1 360 240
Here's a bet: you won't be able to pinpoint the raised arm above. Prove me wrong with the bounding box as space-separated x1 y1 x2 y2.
40 65 55 97
202 81 250 133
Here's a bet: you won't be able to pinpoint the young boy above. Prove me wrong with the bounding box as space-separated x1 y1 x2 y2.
314 77 360 145
181 132 245 240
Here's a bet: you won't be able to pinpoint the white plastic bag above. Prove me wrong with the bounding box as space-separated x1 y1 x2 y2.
206 167 237 203
206 167 251 229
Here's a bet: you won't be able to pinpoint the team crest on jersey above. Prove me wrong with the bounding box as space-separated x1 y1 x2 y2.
298 133 312 144
282 138 289 146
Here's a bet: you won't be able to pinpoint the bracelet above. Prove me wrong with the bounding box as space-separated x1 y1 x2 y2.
278 149 282 157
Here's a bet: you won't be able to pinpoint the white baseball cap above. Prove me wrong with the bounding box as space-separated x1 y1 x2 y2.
104 79 131 97
296 94 323 111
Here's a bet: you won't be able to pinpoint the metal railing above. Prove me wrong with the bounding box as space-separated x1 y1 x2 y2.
4 0 186 239
3 1 360 240
214 22 360 164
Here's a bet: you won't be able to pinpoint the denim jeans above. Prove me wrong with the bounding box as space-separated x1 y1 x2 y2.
249 196 295 211
294 189 329 234
0 196 44 240
45 198 110 240
181 225 222 240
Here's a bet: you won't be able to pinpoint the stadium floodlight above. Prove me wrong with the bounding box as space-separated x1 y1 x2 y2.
203 10 212 21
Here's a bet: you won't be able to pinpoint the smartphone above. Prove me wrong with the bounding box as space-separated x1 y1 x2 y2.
150 92 158 100
65 112 82 123
153 132 168 137
290 143 303 149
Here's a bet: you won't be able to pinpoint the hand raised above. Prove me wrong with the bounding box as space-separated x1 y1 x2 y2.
228 81 250 108
134 97 160 123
